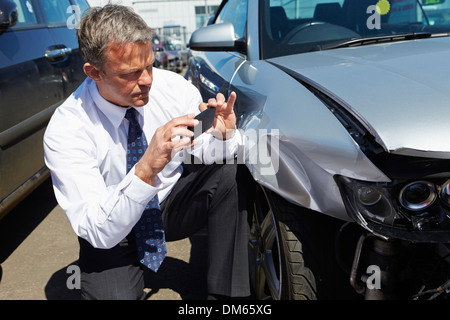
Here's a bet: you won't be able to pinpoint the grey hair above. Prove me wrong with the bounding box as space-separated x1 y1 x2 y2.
77 4 154 70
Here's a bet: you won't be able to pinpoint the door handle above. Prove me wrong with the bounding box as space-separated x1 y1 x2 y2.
45 46 72 62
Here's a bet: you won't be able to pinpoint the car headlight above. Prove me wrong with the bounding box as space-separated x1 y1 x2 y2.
199 74 219 93
440 179 450 208
398 181 436 212
336 176 450 242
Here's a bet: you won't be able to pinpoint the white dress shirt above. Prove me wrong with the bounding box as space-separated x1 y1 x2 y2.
44 68 241 249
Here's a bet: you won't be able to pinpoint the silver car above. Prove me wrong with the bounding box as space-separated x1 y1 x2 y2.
187 0 450 300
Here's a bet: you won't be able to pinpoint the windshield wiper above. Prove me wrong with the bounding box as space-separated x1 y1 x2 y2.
320 32 433 50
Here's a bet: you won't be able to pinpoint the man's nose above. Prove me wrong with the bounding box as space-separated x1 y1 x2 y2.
138 68 152 86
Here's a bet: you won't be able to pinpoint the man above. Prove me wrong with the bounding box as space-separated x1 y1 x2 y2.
43 4 250 300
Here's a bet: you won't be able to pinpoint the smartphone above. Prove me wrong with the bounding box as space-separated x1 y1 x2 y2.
188 107 216 139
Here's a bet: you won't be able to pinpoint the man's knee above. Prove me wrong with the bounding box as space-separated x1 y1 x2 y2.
80 265 145 300
212 163 238 192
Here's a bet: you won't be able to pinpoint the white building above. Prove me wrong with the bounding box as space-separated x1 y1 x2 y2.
87 0 222 47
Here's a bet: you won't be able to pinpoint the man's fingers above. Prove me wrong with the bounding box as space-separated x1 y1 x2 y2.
208 98 217 107
227 91 236 107
208 93 225 107
171 137 194 154
224 91 236 112
216 92 225 105
168 113 198 127
169 127 194 140
199 102 208 112
213 91 236 114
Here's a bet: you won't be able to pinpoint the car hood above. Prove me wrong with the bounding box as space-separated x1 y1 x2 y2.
268 37 450 159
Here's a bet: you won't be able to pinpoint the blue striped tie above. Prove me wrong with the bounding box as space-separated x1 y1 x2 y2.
125 108 167 272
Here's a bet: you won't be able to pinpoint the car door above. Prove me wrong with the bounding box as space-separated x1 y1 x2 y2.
0 0 88 218
188 0 248 102
0 0 64 217
42 0 88 96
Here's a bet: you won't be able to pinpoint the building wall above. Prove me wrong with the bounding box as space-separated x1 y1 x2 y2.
87 0 221 46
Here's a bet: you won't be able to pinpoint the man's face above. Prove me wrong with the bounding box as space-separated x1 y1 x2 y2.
91 41 154 107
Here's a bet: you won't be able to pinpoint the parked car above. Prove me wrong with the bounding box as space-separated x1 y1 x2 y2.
0 0 89 219
187 0 450 300
172 41 190 66
163 39 183 73
152 33 168 70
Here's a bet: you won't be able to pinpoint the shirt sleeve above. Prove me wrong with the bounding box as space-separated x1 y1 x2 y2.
43 115 161 249
189 129 243 164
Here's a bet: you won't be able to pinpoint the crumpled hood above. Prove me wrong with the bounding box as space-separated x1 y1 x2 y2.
269 37 450 158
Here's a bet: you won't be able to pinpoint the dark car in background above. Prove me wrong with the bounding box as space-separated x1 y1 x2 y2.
163 39 183 73
152 33 168 70
0 0 89 219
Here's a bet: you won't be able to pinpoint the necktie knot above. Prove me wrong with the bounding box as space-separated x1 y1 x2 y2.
125 108 139 127
126 107 146 157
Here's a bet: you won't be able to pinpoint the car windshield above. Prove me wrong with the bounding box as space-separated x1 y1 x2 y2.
164 42 176 51
260 0 450 59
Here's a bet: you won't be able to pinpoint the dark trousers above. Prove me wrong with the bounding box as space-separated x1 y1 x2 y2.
78 163 251 300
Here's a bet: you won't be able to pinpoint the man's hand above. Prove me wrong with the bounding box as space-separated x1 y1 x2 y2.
199 92 237 140
135 114 198 185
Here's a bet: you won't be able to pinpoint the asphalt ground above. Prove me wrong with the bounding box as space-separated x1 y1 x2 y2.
0 177 208 300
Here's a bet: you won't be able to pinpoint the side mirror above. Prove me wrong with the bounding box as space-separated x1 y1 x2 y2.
0 0 18 35
189 22 246 54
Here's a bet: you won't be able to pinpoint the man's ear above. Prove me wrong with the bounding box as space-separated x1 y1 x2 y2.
83 62 103 82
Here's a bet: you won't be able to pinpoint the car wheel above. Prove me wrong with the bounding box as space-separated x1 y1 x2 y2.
249 185 317 300
250 185 356 300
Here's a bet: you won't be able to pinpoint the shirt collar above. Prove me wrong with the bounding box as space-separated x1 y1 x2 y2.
88 78 145 128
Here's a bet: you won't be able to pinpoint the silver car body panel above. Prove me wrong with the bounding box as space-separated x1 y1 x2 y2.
189 22 237 51
233 59 390 220
246 0 260 62
237 37 450 218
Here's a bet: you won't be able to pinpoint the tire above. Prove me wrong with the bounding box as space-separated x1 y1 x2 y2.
250 185 357 300
276 211 317 299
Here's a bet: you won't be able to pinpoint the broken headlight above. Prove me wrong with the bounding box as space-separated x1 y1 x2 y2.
336 176 450 242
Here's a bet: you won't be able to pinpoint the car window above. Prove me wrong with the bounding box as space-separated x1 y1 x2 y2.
70 0 90 17
275 0 345 19
12 0 37 25
42 0 72 24
261 0 450 59
215 0 248 39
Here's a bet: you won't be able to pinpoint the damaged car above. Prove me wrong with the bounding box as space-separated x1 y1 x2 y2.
187 0 450 299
